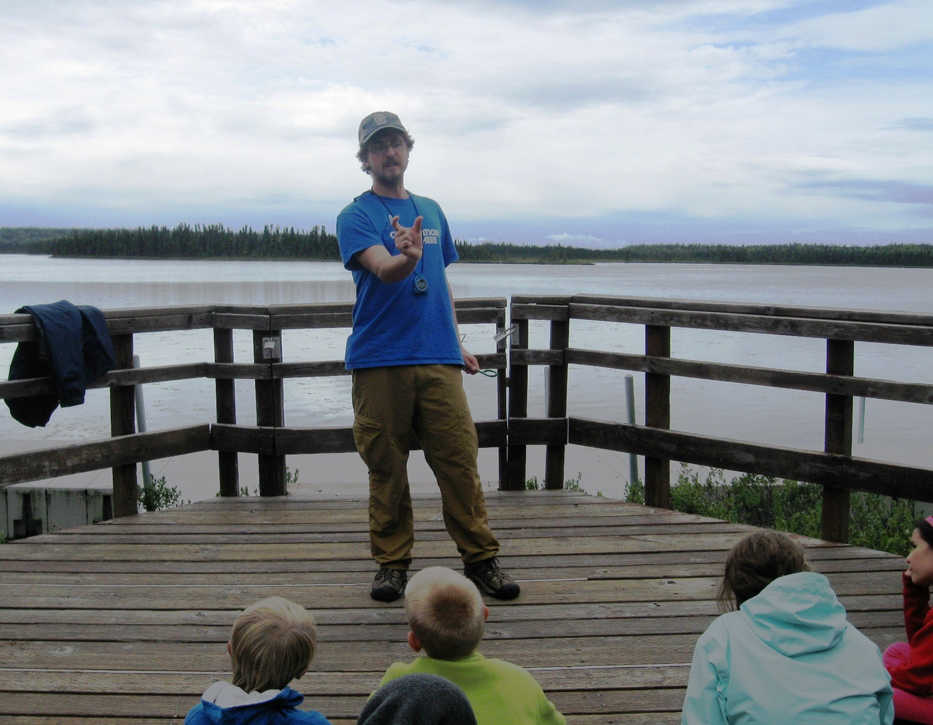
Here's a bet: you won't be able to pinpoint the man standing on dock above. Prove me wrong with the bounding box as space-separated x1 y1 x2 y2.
336 111 519 603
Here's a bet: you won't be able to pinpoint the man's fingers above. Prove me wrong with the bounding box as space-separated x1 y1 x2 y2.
390 215 423 252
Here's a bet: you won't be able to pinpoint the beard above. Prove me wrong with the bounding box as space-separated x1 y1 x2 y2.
371 159 406 188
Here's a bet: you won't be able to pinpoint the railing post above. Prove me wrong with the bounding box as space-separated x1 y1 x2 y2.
504 317 529 490
214 328 239 497
545 315 569 489
625 374 639 488
644 324 671 508
110 333 138 517
254 329 285 496
822 339 854 541
496 308 509 487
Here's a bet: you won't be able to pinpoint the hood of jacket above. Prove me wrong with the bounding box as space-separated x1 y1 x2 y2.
194 681 304 724
739 571 847 657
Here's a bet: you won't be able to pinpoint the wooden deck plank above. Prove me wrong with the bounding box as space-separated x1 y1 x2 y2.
0 627 904 671
20 523 751 545
0 570 900 610
0 666 689 693
0 609 904 643
0 544 898 575
53 510 734 530
0 593 900 627
0 491 904 724
0 556 904 587
0 690 691 719
0 532 842 561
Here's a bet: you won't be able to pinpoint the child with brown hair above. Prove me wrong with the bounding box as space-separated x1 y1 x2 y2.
376 566 564 724
883 516 933 723
185 596 331 724
681 531 893 724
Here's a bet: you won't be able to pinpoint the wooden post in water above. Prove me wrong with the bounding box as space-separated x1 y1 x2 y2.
505 318 529 490
254 329 285 497
110 333 138 517
214 328 239 497
644 325 671 508
822 338 854 542
545 316 569 490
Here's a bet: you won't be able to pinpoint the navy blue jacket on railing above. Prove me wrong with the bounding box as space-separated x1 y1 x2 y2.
5 300 116 427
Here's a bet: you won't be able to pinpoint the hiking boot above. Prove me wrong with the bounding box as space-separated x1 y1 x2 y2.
371 566 407 602
464 557 520 600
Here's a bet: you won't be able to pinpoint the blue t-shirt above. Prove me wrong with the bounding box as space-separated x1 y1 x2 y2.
336 190 464 370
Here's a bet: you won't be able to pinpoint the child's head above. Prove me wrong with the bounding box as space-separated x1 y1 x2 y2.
357 674 477 725
228 596 317 692
906 517 933 587
719 531 810 610
404 566 487 660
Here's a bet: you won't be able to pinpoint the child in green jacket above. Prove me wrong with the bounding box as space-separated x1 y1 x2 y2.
377 566 565 725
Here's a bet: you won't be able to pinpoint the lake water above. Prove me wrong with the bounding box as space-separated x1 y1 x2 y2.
1 254 931 502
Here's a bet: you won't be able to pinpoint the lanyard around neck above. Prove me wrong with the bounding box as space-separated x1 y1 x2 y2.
370 189 421 220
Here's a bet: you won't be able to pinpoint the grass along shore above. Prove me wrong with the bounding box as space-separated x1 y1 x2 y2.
625 464 916 557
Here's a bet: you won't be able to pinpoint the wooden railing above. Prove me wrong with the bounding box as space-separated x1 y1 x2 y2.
504 294 933 541
1 294 931 542
0 300 508 517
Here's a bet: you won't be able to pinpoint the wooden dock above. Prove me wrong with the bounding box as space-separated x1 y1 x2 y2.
0 490 905 724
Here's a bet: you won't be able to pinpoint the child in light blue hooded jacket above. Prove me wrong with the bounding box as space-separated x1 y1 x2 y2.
681 531 893 724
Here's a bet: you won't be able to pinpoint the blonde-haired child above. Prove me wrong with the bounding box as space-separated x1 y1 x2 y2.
185 596 331 724
682 531 893 724
377 566 564 724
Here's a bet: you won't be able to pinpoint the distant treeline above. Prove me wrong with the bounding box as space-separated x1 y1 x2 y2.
453 241 933 267
43 224 339 259
0 227 75 251
2 225 932 267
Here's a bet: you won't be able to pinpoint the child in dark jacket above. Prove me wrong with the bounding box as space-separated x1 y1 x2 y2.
185 596 331 725
884 517 933 724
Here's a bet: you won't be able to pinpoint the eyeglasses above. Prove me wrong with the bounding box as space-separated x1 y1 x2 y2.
368 138 406 154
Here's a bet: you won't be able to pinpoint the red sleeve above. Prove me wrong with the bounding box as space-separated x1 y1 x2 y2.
904 573 931 641
888 574 933 695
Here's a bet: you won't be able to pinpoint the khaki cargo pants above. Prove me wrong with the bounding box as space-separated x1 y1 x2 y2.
351 364 500 567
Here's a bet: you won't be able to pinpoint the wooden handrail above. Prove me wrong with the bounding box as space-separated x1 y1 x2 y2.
569 418 933 500
508 294 933 540
1 295 931 545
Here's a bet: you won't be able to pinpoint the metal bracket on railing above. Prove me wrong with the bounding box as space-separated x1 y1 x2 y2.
494 324 518 344
261 336 282 361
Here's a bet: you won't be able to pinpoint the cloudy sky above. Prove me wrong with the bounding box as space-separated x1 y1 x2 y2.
2 0 931 246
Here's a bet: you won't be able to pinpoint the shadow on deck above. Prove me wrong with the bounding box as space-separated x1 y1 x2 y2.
0 490 904 724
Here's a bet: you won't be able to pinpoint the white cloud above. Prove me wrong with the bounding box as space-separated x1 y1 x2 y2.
0 0 931 241
546 232 605 244
785 0 933 52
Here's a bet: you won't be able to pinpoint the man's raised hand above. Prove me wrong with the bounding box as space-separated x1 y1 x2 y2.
392 215 423 261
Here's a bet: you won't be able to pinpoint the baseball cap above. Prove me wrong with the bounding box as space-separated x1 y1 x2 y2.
358 111 408 146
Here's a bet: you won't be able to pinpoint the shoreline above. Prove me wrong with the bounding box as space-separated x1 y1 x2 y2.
3 250 933 270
